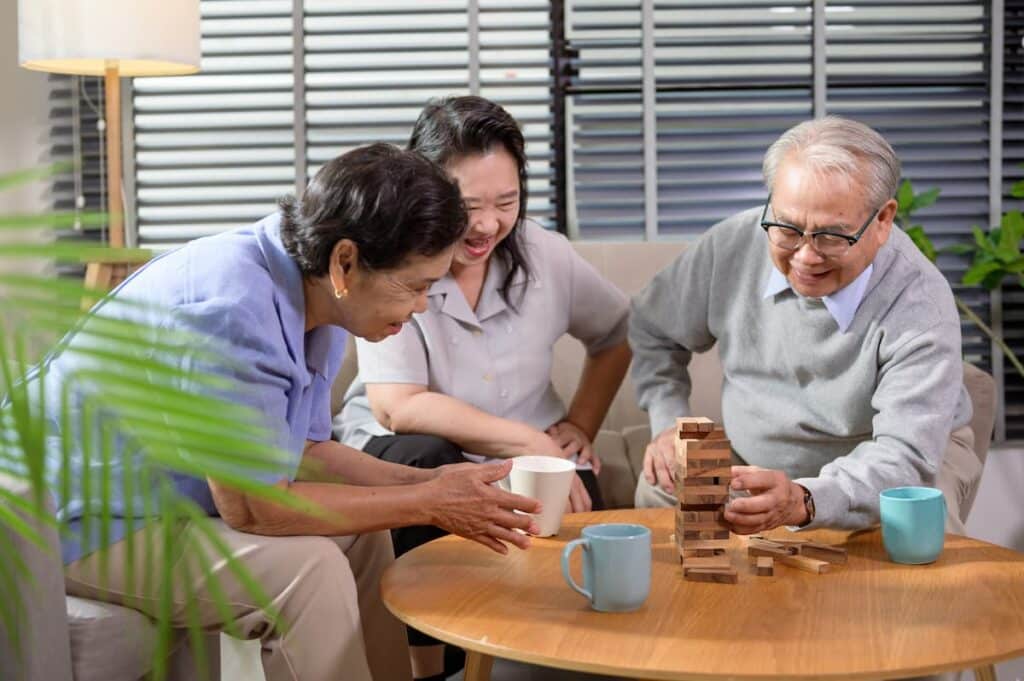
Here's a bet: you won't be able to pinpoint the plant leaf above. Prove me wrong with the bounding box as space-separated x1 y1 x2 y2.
897 179 915 214
912 187 941 212
963 261 1003 287
905 226 937 262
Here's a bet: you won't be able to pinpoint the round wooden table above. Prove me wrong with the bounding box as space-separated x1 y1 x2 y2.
381 509 1024 680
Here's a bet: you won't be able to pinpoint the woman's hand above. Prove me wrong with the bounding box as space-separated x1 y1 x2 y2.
426 460 542 554
546 420 601 474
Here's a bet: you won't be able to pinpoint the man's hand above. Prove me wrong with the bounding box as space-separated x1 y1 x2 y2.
641 425 678 493
546 420 601 474
427 461 542 554
724 465 808 534
567 472 593 513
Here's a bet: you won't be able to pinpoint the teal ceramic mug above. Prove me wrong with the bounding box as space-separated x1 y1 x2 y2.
879 486 946 564
561 523 651 612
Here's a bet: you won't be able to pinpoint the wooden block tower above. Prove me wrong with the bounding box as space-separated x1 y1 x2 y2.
674 417 736 583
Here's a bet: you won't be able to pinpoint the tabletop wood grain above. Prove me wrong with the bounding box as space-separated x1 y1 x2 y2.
380 508 1024 680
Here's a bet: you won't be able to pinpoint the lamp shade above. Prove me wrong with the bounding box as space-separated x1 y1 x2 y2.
18 0 201 77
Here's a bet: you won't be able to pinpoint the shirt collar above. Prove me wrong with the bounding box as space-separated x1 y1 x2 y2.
256 213 333 378
762 263 873 333
427 254 535 327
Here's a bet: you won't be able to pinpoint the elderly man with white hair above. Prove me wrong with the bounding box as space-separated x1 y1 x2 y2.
632 116 980 535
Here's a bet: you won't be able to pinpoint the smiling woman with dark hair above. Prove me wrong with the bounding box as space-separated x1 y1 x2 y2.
337 100 633 681
42 142 542 681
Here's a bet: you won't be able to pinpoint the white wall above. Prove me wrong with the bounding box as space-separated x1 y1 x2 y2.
0 0 50 215
965 446 1024 681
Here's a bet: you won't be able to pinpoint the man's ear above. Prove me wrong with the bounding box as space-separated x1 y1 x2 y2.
876 198 899 238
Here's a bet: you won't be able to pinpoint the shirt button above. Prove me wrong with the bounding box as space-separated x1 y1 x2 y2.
472 329 483 337
500 389 509 398
483 373 493 382
505 325 512 334
450 337 458 345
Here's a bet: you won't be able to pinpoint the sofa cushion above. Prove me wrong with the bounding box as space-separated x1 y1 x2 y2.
591 430 633 509
67 596 155 681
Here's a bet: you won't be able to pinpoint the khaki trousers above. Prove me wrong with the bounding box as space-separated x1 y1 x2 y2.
635 425 982 535
65 521 412 681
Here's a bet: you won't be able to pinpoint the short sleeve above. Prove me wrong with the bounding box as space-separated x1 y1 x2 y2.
355 323 429 385
177 300 297 485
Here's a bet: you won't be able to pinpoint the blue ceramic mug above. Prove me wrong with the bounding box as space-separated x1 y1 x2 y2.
880 486 947 564
561 523 651 612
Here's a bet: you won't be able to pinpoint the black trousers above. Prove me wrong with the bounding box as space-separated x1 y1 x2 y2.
363 433 604 646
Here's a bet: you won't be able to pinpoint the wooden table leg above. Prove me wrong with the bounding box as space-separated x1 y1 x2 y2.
463 650 494 681
973 664 998 681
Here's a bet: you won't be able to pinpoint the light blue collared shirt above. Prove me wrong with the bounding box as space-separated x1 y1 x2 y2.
762 264 873 332
29 213 345 563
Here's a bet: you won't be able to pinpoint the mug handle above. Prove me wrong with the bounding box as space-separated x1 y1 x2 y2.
561 538 592 602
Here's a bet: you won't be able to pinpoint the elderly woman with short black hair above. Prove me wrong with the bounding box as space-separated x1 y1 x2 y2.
44 143 541 681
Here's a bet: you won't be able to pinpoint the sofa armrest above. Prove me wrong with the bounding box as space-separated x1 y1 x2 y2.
591 431 632 509
0 473 74 681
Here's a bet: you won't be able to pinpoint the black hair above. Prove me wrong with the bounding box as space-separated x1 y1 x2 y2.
408 95 530 308
278 142 467 276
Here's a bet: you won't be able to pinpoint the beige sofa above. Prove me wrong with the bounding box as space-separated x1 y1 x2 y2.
330 240 997 511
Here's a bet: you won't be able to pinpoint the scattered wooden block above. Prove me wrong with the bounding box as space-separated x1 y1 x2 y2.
749 538 799 555
755 556 774 576
777 554 830 574
800 542 848 565
763 536 808 547
747 543 794 560
684 567 738 584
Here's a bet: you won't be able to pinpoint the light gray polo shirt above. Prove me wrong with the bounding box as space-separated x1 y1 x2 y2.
335 221 630 462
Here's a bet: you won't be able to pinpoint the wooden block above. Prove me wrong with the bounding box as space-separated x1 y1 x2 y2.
673 438 688 481
684 567 738 584
680 484 729 496
682 529 730 540
684 466 733 481
777 554 830 574
705 428 728 440
679 538 730 551
762 536 808 547
682 548 721 558
682 493 728 505
680 520 730 531
800 542 848 565
680 503 723 512
679 510 723 523
747 543 794 560
755 556 774 576
678 416 714 434
680 554 732 569
749 538 799 555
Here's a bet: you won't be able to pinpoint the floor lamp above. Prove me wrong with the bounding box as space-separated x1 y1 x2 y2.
18 0 200 248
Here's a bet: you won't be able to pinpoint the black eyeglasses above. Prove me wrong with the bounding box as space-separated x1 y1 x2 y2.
760 194 880 259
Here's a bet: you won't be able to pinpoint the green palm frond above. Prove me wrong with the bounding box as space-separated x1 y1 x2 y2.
0 167 323 680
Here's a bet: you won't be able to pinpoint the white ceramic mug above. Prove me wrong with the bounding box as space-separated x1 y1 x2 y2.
500 455 576 537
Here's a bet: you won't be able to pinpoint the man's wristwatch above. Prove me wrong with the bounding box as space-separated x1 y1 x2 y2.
797 484 815 527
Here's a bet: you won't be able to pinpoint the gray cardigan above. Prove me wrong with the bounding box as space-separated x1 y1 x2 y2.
629 206 971 529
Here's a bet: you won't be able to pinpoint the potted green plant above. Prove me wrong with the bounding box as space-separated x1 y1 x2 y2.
0 167 304 680
897 178 1024 378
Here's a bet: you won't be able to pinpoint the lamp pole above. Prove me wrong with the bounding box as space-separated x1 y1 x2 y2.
104 63 123 248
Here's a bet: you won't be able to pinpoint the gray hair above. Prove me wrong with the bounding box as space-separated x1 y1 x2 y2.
762 116 901 211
